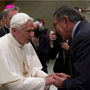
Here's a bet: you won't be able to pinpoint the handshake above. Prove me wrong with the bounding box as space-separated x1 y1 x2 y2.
45 73 71 89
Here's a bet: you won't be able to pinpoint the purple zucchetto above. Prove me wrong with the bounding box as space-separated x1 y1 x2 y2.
4 4 16 10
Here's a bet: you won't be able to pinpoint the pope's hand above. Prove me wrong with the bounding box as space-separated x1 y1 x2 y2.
53 73 71 88
44 74 55 86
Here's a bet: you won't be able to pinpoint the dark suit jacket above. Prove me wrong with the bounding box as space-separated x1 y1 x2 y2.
30 35 50 73
0 25 9 37
63 21 90 90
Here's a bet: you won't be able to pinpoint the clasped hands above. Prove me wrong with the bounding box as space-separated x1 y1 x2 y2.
45 73 71 89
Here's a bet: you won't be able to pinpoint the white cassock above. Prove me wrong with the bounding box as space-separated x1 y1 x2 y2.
0 33 48 90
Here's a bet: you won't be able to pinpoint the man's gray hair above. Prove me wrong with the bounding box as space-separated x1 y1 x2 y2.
2 6 20 18
10 13 34 32
53 5 83 23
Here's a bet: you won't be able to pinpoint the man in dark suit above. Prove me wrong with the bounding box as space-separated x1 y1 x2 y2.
46 5 90 90
30 19 50 73
0 5 20 37
0 11 5 28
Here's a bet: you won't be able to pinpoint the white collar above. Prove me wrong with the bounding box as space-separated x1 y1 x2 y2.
8 33 24 48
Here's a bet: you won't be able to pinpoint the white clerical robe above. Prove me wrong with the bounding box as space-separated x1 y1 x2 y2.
0 33 48 90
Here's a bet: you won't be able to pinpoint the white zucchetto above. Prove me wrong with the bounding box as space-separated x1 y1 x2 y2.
10 13 34 29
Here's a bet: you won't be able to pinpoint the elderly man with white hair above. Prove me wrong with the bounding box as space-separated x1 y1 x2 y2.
0 13 55 90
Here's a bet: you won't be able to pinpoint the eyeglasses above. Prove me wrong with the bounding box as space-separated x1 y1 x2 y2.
53 21 59 28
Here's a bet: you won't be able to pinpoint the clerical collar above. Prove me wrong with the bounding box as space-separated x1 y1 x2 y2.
71 21 81 39
8 33 23 48
5 24 10 29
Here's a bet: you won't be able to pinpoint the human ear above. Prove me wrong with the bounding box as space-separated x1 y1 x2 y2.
11 27 17 36
63 16 69 27
65 19 67 24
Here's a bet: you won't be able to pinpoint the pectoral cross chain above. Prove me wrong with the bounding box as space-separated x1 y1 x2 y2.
23 61 28 77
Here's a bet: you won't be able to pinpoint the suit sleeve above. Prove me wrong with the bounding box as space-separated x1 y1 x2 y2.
63 33 90 90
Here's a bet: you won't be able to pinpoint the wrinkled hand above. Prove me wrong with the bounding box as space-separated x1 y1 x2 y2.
59 42 70 50
45 73 71 88
50 33 56 41
54 73 71 79
46 73 54 78
45 74 55 86
53 73 71 88
49 32 56 46
33 23 40 30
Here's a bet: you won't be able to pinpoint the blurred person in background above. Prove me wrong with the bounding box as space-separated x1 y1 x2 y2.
49 31 70 90
0 4 20 37
0 11 5 28
30 19 50 73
